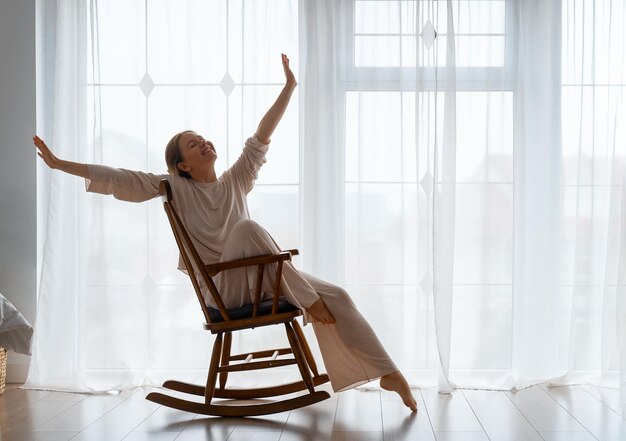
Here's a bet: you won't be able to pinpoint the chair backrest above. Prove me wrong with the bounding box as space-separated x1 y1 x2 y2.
159 179 231 324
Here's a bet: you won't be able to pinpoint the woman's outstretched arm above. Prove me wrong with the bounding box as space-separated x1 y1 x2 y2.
255 54 297 145
34 135 163 202
33 135 90 179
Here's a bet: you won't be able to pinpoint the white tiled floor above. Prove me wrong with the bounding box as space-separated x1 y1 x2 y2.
0 382 622 440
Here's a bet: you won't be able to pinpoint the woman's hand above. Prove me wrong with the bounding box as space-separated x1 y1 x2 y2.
33 135 91 178
33 135 59 169
281 53 296 88
254 54 297 144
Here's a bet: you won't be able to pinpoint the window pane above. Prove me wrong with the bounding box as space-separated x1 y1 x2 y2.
149 286 210 370
356 36 403 67
345 92 403 182
355 1 402 34
86 199 148 285
347 285 432 368
428 35 505 67
561 0 626 85
148 202 193 285
436 1 505 35
147 0 228 84
229 0 299 84
453 183 513 285
456 92 513 183
86 86 147 169
83 287 150 369
557 286 605 371
450 285 512 370
88 0 145 84
353 1 506 68
229 86 299 185
356 35 504 67
560 186 615 285
561 86 626 186
346 183 405 284
247 185 299 249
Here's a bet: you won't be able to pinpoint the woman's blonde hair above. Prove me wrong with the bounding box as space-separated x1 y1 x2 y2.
165 130 193 179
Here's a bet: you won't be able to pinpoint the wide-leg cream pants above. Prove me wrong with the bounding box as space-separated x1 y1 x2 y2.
213 219 398 392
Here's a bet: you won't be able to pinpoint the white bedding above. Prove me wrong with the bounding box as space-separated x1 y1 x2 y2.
0 293 33 355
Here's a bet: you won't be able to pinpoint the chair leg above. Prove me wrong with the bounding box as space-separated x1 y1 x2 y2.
292 319 320 378
205 333 223 405
219 332 232 389
284 322 315 394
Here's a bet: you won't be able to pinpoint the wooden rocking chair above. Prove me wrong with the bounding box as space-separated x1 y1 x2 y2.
146 179 330 416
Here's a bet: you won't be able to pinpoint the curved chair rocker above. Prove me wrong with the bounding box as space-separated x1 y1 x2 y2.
146 180 331 417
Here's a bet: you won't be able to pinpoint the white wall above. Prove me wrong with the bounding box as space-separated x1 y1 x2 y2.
0 0 39 382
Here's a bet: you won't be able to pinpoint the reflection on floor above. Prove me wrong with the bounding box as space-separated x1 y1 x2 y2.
1 382 624 440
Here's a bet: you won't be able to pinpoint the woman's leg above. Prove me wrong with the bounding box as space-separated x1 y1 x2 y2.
300 272 417 411
216 219 416 411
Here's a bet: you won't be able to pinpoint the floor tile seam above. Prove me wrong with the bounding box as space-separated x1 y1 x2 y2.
65 388 145 439
465 388 548 440
419 388 437 440
579 385 624 418
330 388 341 436
0 399 40 426
503 387 548 441
176 409 219 439
536 385 600 441
117 401 163 440
334 389 383 433
219 419 237 441
30 395 93 433
279 400 306 441
460 389 491 441
380 386 386 441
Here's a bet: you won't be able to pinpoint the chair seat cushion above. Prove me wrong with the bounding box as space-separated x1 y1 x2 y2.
207 298 300 323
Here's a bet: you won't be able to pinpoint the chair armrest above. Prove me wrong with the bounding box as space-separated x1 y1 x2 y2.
205 251 294 277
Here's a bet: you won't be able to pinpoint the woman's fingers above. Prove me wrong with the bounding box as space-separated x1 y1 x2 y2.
33 135 49 153
33 135 43 149
33 135 57 168
281 53 296 86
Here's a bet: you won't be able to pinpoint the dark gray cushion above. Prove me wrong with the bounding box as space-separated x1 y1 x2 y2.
207 299 299 323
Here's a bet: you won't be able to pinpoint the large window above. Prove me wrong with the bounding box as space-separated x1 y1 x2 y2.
83 0 300 374
559 0 626 372
339 0 516 372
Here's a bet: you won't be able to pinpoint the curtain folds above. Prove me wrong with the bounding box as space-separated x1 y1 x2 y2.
557 0 626 406
26 0 626 398
299 0 344 284
25 0 90 391
432 0 457 393
512 0 562 388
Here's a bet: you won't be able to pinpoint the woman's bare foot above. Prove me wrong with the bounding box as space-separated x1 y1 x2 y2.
306 299 336 324
380 371 417 412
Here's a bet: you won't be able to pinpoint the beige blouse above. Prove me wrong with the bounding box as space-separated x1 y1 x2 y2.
85 135 270 272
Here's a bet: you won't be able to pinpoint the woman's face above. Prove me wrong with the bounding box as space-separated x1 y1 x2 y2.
177 131 217 175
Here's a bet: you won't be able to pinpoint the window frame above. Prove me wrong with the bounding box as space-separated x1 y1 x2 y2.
338 0 518 92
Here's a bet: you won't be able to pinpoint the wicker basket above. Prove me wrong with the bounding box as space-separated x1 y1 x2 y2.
0 347 6 395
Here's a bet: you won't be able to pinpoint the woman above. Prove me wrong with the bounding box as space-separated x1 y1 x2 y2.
34 54 417 412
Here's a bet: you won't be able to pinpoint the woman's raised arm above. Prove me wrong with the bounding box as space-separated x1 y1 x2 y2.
254 54 297 145
33 135 90 179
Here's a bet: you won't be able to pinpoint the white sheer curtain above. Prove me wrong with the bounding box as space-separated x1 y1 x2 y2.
27 0 626 397
303 0 525 390
303 0 625 394
27 0 301 391
558 0 626 403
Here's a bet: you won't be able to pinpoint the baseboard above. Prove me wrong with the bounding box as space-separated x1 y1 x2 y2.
6 353 30 384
